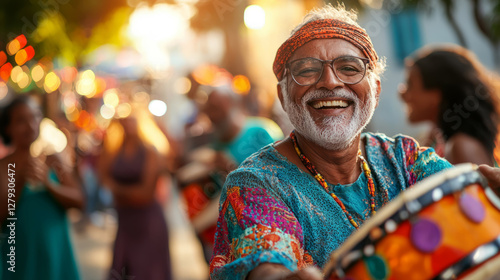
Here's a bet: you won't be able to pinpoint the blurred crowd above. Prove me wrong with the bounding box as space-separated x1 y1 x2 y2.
0 42 500 280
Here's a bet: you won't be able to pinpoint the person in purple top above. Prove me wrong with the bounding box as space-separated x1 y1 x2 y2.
99 115 171 280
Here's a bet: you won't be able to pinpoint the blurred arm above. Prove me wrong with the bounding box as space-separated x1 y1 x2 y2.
45 153 85 210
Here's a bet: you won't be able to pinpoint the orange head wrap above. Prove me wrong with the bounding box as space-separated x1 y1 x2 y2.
273 19 379 81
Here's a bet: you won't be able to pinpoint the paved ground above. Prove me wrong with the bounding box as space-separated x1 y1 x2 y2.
71 185 209 280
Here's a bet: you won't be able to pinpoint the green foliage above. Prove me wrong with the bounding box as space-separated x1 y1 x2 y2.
490 0 500 40
0 0 130 64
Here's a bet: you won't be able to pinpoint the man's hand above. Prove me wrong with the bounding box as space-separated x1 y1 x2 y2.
479 165 500 196
247 263 322 280
283 267 323 280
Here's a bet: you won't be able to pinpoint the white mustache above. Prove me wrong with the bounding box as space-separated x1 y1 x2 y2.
301 88 358 105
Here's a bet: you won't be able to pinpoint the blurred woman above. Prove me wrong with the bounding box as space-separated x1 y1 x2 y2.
0 95 83 280
99 115 171 280
400 45 500 165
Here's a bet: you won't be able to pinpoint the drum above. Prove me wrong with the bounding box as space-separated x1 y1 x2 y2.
324 164 500 280
177 160 225 244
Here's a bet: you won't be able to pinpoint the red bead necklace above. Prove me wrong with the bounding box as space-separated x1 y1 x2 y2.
290 131 377 229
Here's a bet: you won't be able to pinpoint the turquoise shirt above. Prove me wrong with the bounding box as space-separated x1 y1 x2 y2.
214 117 284 165
210 133 452 279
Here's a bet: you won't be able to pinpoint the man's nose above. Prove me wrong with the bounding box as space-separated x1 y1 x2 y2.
315 62 344 90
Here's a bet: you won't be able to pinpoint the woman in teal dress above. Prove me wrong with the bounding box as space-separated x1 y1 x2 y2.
0 95 84 280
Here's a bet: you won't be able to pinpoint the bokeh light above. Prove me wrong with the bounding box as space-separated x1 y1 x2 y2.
103 89 120 108
232 75 251 95
244 5 266 30
133 91 150 103
148 99 167 116
10 66 23 83
127 3 192 72
0 51 6 66
0 81 8 100
136 109 170 154
100 104 116 119
192 65 232 86
15 49 27 66
44 72 61 93
95 77 107 95
116 103 132 118
65 106 80 122
63 92 78 109
74 110 91 128
17 72 31 89
31 64 45 82
174 77 192 95
0 63 12 81
7 35 27 56
76 70 97 97
60 67 78 83
30 118 68 157
15 46 35 66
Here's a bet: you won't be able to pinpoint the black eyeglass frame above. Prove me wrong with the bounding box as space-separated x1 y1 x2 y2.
285 56 371 86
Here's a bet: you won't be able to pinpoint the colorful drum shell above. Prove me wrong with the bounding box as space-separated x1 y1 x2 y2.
326 165 500 280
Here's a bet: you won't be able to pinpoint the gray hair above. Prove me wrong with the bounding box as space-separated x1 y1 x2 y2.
281 4 386 84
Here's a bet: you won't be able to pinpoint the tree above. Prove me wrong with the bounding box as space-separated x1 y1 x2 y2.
397 0 500 65
190 0 249 76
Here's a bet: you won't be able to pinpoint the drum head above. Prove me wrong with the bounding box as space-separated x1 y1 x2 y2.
324 163 487 278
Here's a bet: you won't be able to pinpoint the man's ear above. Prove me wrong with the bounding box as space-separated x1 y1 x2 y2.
277 83 285 111
375 79 381 107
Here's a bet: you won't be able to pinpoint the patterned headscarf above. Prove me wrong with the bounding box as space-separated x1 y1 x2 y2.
273 19 378 81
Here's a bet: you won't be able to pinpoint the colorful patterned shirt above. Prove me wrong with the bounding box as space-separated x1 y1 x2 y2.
209 133 452 279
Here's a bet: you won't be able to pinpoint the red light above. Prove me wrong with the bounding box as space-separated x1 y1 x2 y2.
16 35 27 50
0 51 6 67
0 63 13 81
25 46 35 61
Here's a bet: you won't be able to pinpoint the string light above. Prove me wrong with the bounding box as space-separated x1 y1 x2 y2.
244 5 266 30
148 100 167 117
7 35 27 56
44 72 61 93
0 63 13 81
31 64 45 82
0 51 6 67
232 75 251 95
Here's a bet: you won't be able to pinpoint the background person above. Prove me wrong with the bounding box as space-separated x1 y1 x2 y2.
400 45 500 166
180 84 283 264
0 95 83 280
99 115 172 280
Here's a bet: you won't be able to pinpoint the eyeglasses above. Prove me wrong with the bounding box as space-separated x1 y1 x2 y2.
286 56 370 86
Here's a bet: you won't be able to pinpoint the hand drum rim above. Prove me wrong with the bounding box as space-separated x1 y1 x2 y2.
323 163 500 279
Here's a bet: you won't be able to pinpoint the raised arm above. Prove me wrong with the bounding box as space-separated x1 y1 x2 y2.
44 153 84 210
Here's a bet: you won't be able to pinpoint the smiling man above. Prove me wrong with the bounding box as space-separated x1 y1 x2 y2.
209 5 452 280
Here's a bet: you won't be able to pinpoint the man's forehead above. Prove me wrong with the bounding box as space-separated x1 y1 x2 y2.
289 38 365 62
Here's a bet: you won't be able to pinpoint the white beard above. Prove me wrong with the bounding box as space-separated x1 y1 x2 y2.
282 82 377 151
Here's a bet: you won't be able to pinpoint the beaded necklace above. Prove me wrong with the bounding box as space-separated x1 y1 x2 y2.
290 131 377 229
